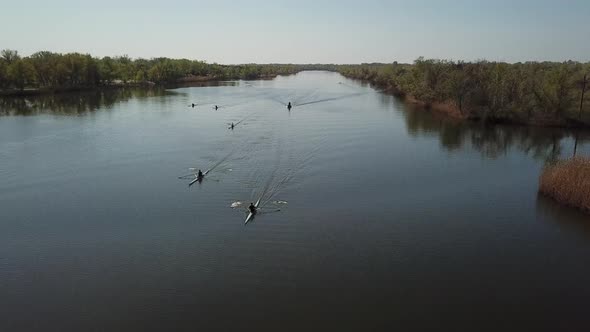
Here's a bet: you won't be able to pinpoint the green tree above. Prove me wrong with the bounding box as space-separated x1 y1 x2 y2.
445 65 471 115
98 56 118 84
147 64 164 82
0 60 8 89
533 63 577 119
30 51 57 87
1 49 20 64
135 69 147 82
575 67 589 120
7 59 36 90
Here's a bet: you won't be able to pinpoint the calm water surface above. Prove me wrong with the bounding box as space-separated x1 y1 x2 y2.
1 71 589 331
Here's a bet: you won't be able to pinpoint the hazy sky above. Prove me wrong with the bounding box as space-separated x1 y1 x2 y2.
1 0 589 64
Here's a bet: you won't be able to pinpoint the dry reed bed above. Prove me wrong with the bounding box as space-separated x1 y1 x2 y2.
539 157 590 214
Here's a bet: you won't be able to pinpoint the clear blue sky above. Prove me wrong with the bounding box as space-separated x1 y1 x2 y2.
1 0 589 64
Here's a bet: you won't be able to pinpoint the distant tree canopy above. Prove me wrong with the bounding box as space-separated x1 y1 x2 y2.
0 49 337 92
3 49 589 125
337 59 590 123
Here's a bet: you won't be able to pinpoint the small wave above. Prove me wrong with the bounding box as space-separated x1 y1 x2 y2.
231 202 242 208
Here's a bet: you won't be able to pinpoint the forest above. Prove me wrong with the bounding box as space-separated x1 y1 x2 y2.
338 59 590 126
0 49 335 94
2 49 589 127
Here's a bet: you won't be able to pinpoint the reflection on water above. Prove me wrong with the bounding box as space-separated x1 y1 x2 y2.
537 194 590 240
167 80 241 89
4 85 588 162
402 102 590 161
0 88 180 116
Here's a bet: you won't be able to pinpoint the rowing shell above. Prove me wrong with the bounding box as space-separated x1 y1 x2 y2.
188 169 210 186
244 198 261 224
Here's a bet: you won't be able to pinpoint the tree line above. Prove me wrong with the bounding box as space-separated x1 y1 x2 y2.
0 49 335 93
4 48 588 126
338 58 590 125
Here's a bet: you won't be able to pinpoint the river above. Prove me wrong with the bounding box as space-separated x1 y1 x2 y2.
1 71 589 331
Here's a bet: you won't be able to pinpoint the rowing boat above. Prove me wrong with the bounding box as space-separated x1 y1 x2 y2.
188 169 210 186
244 198 261 224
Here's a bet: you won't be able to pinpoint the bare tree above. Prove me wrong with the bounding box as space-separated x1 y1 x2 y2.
578 72 589 120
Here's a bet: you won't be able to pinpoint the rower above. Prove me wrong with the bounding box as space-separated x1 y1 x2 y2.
215 105 219 110
197 169 203 178
287 102 292 110
192 103 195 108
230 123 235 130
249 202 257 214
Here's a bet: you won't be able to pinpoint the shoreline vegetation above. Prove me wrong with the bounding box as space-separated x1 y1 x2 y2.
539 158 590 214
0 49 336 97
337 59 590 129
1 49 589 130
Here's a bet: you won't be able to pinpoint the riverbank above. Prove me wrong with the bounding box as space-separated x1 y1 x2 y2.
539 157 590 214
0 74 283 98
338 60 590 130
346 77 590 129
0 49 316 98
404 92 590 128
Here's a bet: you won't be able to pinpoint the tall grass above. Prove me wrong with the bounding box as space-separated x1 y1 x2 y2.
539 157 590 213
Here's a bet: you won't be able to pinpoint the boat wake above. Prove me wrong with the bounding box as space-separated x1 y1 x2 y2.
178 150 235 183
295 92 367 107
